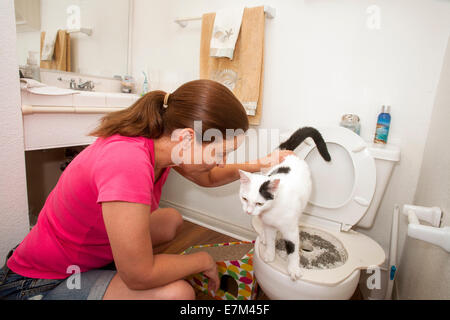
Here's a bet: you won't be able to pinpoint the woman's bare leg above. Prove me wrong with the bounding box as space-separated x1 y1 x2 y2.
103 273 195 300
149 207 183 247
102 207 195 299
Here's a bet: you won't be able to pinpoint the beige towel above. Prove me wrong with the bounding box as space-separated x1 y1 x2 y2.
40 30 72 72
200 6 265 125
41 29 58 60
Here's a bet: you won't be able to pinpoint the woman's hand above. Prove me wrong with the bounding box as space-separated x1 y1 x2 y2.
259 149 296 168
200 252 220 292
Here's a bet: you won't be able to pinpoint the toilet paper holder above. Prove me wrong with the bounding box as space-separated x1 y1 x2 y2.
402 204 450 253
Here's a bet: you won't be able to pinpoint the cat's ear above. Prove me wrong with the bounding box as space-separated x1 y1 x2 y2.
268 179 281 193
239 170 251 184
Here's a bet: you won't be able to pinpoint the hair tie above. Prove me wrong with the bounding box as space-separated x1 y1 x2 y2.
163 92 170 109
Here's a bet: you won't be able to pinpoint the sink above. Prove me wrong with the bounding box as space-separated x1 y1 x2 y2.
20 89 141 150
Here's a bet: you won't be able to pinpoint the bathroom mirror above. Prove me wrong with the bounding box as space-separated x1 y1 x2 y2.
15 0 131 79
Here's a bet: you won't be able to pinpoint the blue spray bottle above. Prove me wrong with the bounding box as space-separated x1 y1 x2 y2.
374 105 391 144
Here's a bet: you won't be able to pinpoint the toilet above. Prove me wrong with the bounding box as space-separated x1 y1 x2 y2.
252 126 400 300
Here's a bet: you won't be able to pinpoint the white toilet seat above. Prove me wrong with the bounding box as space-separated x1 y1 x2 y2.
295 126 377 229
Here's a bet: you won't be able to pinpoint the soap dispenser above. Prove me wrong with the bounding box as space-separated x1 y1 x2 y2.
23 51 41 81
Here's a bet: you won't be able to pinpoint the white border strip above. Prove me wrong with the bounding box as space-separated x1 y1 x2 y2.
21 105 124 114
127 0 134 76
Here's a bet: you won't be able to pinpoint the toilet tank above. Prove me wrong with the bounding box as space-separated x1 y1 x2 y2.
356 143 400 228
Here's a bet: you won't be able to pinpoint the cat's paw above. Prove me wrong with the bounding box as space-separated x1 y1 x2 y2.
260 236 267 246
287 264 303 281
261 248 275 263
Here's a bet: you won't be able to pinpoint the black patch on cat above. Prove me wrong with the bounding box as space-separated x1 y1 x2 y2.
268 166 291 176
259 180 274 200
285 240 295 255
278 127 331 162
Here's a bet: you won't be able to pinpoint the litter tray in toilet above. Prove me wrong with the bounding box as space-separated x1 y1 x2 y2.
254 221 385 286
275 226 348 270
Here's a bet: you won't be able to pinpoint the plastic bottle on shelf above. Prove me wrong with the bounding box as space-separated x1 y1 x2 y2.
374 105 391 145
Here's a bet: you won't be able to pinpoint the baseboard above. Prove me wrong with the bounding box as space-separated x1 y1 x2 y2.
159 200 257 242
392 279 399 300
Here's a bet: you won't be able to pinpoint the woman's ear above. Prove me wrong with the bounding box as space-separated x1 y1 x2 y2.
176 128 194 150
169 128 196 165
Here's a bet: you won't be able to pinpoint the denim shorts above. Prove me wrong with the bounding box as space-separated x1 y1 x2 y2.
0 250 116 300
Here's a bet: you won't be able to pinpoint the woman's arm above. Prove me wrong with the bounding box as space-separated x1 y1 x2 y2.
102 201 219 291
175 149 295 187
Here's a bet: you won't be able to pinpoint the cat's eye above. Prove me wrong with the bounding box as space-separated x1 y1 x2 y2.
242 197 248 202
256 202 263 206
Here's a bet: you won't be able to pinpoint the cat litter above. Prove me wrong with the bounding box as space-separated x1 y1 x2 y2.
275 226 348 270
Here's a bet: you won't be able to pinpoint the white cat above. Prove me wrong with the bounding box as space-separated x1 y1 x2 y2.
238 127 331 280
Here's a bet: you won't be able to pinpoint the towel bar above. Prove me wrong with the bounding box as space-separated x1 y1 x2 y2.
402 204 450 253
67 27 93 36
174 5 276 28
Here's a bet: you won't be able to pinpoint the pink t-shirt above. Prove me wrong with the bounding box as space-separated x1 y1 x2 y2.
8 134 171 279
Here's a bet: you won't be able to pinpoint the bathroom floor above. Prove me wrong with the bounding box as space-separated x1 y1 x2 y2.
158 220 362 300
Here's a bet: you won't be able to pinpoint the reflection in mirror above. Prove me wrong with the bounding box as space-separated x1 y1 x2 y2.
15 0 130 79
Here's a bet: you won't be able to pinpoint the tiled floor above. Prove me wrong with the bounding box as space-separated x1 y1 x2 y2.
157 220 362 300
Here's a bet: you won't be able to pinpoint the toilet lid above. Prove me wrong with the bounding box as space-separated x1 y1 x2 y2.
294 126 376 229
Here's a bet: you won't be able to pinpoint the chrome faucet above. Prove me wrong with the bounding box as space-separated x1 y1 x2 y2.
57 77 96 91
76 79 95 91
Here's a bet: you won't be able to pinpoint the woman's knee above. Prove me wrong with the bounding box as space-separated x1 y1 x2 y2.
168 208 183 226
104 274 195 300
150 208 184 247
166 280 196 300
140 279 195 300
165 208 183 238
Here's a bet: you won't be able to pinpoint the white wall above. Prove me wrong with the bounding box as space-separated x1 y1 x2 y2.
16 0 129 77
0 0 30 261
395 36 450 300
16 29 40 66
130 0 450 294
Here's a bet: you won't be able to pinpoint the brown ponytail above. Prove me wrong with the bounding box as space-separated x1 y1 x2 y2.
89 79 249 139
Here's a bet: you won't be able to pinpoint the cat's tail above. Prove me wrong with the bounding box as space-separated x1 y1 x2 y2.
278 127 331 162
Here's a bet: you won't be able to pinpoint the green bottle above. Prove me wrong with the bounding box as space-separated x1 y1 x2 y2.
141 71 149 96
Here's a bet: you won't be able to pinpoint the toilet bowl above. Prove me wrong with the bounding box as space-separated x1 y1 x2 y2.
252 126 400 300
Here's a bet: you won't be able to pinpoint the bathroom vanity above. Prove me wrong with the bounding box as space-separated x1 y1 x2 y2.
21 89 140 150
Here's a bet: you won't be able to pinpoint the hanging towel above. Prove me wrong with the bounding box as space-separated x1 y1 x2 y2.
40 30 72 72
200 6 265 125
209 7 244 60
41 29 58 60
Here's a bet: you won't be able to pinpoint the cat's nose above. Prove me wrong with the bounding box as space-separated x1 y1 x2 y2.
246 211 252 215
